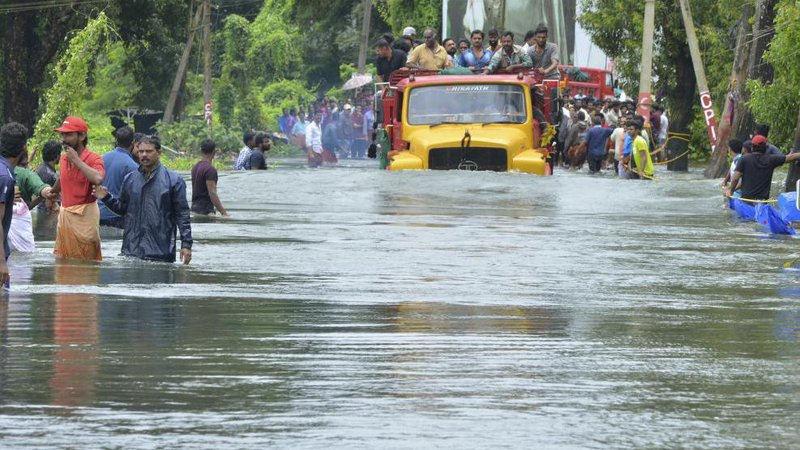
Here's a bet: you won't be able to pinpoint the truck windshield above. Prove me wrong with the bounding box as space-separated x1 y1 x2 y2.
407 84 527 125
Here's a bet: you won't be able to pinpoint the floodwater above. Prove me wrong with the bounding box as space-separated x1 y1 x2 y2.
2 159 800 448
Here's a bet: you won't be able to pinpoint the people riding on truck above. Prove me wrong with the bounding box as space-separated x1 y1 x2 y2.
406 28 453 71
457 30 494 71
527 24 560 79
482 32 532 74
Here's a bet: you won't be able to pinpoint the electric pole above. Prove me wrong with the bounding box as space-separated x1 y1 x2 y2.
202 0 213 127
636 0 655 124
678 0 718 151
704 4 753 178
202 0 212 103
163 3 204 124
357 0 373 73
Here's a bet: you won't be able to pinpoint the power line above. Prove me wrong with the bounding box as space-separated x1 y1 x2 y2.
0 0 110 14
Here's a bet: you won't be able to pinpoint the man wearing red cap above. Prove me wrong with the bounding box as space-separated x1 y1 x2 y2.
51 116 105 260
727 134 800 201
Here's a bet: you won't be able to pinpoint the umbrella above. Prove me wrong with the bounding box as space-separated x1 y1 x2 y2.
342 73 373 90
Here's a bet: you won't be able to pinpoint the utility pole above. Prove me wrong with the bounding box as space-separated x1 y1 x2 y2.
704 4 753 178
202 0 212 103
636 0 655 124
163 2 204 124
202 0 213 127
357 0 373 73
678 0 718 152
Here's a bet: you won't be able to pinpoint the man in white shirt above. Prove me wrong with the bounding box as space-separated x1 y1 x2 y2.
609 115 628 176
234 130 256 170
305 113 323 168
657 104 669 146
605 100 620 128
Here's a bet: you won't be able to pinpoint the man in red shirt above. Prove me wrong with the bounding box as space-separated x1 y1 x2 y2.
51 116 106 260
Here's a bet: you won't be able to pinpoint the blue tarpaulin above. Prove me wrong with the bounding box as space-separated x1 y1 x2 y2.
729 197 756 221
777 192 800 221
729 197 796 235
755 203 796 235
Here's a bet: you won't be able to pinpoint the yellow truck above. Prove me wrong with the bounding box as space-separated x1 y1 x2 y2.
379 70 556 175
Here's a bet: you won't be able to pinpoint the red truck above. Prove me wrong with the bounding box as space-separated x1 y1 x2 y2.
557 65 616 100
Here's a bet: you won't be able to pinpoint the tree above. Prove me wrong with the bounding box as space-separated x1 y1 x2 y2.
376 0 441 36
290 0 389 88
110 0 193 110
737 0 779 141
744 1 800 190
31 13 116 148
247 1 303 84
2 7 84 129
748 0 800 150
579 0 739 153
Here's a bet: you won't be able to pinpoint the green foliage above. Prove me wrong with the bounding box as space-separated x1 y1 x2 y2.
111 0 191 109
290 0 377 88
259 79 316 129
217 82 237 126
235 95 266 131
579 0 735 96
183 73 207 117
157 119 243 156
85 43 139 113
159 155 227 172
748 0 800 149
340 62 377 80
376 0 441 36
32 12 116 150
221 14 252 95
247 3 303 83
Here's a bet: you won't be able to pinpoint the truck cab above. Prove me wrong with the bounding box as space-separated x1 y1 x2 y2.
380 69 555 176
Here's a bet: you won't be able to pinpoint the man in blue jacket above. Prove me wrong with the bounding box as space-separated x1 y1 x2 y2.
99 126 138 228
584 113 614 173
93 136 193 264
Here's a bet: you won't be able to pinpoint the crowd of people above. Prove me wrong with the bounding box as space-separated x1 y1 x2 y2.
0 115 244 286
263 97 376 168
374 24 560 80
555 95 668 180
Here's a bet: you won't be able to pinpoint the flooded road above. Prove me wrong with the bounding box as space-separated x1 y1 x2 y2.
2 159 799 448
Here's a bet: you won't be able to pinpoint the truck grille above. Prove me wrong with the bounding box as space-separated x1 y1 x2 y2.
428 147 508 171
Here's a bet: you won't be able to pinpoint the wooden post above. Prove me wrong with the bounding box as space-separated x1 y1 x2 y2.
678 0 717 157
636 0 655 124
202 0 212 103
704 4 753 178
163 3 204 125
357 0 373 73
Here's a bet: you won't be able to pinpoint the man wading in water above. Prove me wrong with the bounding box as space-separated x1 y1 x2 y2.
94 136 193 264
50 116 105 260
0 122 36 287
727 135 800 201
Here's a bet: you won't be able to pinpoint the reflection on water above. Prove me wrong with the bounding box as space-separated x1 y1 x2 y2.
50 261 99 411
1 160 799 447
